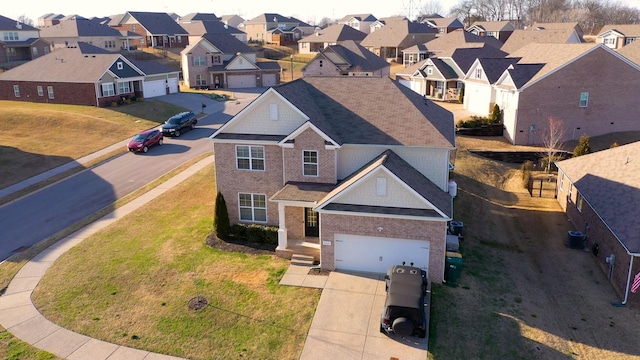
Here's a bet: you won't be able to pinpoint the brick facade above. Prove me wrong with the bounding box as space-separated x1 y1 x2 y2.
0 81 97 106
320 213 447 282
282 128 336 184
512 47 640 145
557 172 640 305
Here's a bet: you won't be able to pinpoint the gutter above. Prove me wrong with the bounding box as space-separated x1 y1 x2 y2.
622 255 634 305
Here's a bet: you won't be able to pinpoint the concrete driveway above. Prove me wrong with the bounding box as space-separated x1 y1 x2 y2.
300 271 428 360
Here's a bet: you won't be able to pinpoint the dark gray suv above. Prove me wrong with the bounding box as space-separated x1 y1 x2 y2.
161 111 197 137
380 264 428 338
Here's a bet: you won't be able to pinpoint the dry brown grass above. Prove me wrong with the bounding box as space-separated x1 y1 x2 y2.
0 100 186 189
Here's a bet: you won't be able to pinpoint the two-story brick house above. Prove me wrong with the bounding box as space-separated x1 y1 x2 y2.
210 77 456 282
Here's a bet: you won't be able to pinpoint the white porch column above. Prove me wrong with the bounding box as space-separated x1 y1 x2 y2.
276 202 288 250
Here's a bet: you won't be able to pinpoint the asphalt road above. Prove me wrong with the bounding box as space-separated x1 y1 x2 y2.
0 91 261 261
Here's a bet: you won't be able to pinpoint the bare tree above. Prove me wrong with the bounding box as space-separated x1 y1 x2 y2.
17 15 34 27
541 117 565 173
418 0 445 20
317 17 336 28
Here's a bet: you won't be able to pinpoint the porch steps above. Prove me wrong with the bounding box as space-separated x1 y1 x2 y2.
291 254 315 267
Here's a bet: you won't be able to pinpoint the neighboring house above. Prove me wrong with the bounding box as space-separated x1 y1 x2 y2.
531 22 584 40
38 13 64 27
369 16 408 33
500 28 584 54
555 141 640 307
209 76 456 282
181 33 280 89
180 13 219 22
337 14 377 34
39 19 142 51
361 19 437 61
456 56 520 112
220 15 244 29
243 13 300 44
180 20 247 43
397 44 509 101
421 16 465 35
617 37 640 64
464 43 640 145
596 24 640 49
467 21 514 42
401 28 503 66
302 40 390 77
297 24 367 54
0 42 180 106
108 11 189 49
0 15 50 68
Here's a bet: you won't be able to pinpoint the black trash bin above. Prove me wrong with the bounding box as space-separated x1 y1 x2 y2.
449 221 464 238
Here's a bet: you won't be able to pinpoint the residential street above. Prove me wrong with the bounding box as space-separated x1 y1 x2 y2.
0 91 260 262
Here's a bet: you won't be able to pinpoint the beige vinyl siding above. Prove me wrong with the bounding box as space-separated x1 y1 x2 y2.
335 169 428 208
223 92 307 135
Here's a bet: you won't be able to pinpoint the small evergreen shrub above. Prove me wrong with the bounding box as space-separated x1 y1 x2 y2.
213 192 230 239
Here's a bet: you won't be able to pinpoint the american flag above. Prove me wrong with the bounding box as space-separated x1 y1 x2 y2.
632 272 640 293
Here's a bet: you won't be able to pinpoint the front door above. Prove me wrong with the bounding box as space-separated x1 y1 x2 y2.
304 208 319 238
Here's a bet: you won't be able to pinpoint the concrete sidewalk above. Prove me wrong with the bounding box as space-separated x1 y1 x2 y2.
0 156 214 360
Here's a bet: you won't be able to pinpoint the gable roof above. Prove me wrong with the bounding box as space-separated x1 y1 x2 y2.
316 149 452 218
555 141 640 253
307 40 389 72
129 59 180 75
39 19 122 37
361 20 436 47
0 14 38 31
200 33 254 53
448 45 510 73
532 22 583 35
338 14 377 23
271 77 455 147
598 24 640 37
180 13 218 21
126 11 188 35
475 57 522 83
500 28 582 54
468 20 514 32
299 24 367 43
0 42 139 82
616 38 640 64
426 29 504 53
421 17 464 29
179 20 245 36
245 13 295 24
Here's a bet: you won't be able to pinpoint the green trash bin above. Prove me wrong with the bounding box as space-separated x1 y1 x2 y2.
445 251 463 286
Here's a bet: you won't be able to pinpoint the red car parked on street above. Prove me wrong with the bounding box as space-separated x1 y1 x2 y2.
128 129 163 153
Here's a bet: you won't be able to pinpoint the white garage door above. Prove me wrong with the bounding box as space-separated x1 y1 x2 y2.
262 74 277 87
334 234 430 274
227 75 257 88
143 80 166 98
167 77 179 94
465 83 489 114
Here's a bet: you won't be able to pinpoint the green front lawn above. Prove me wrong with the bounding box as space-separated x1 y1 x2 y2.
31 164 320 359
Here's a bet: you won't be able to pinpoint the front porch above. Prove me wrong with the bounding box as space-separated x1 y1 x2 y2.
275 236 320 262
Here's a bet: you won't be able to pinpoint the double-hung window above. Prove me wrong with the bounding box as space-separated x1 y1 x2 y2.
118 82 131 94
193 56 206 66
303 150 318 176
13 85 19 97
579 92 589 107
239 193 267 222
47 86 54 99
576 193 584 212
102 83 115 97
236 145 264 170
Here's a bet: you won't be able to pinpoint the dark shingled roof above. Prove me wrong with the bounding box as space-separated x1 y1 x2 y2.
505 63 545 88
476 57 521 83
0 14 38 31
556 141 640 253
180 20 245 36
272 77 455 147
180 13 219 21
129 59 180 75
39 19 122 37
127 11 188 35
321 40 389 72
201 33 255 53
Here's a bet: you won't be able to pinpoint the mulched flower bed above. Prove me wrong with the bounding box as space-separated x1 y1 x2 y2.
205 232 276 256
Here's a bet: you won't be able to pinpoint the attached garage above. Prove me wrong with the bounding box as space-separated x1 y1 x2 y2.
334 234 430 274
143 80 167 98
262 74 277 87
227 74 257 88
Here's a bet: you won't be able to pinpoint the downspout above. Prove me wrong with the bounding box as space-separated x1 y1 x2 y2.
622 255 634 305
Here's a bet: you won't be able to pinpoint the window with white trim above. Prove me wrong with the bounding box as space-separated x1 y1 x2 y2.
625 37 637 45
13 85 19 97
576 193 584 212
117 61 123 70
193 56 206 66
3 32 18 41
102 83 115 97
31 47 38 57
236 145 265 170
603 37 615 46
44 47 50 54
567 183 573 202
47 86 54 99
427 67 433 75
475 68 482 79
239 193 267 222
118 82 131 94
579 92 589 107
303 150 318 176
559 173 564 190
195 74 207 86
37 86 43 96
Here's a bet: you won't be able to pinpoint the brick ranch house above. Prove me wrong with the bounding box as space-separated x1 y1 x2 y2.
0 42 179 106
210 77 456 282
556 142 640 307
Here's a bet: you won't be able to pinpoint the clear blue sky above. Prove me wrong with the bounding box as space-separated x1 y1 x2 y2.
5 0 640 26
